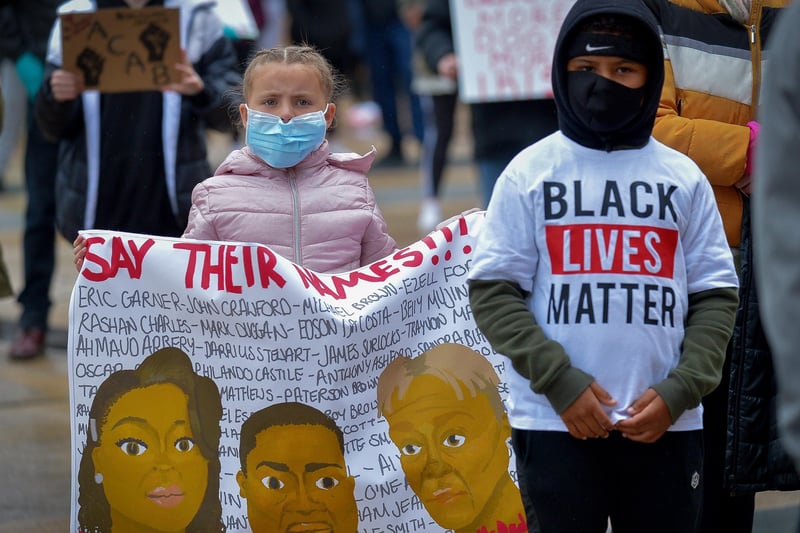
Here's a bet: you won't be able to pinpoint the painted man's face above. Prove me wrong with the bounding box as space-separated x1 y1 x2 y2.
237 424 358 533
91 383 209 531
384 375 512 530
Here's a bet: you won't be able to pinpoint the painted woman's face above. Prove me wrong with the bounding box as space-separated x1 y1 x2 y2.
383 375 512 530
92 383 209 531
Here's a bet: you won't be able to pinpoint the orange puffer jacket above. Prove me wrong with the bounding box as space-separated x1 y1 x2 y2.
644 0 789 246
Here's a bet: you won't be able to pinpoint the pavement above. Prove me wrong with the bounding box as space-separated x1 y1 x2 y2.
1 106 799 532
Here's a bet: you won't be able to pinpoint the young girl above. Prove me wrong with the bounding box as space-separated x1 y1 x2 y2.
75 45 396 274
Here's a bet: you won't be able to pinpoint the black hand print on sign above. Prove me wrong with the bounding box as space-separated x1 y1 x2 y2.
76 47 105 86
139 23 171 62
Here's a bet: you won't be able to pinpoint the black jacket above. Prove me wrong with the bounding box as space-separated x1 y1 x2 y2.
415 0 558 162
725 200 800 491
0 0 60 62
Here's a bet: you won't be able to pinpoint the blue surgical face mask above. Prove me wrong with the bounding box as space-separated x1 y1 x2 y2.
245 105 328 168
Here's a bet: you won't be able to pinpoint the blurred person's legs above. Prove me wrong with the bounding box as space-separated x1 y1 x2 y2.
0 59 27 191
418 92 456 233
365 18 424 166
10 101 59 360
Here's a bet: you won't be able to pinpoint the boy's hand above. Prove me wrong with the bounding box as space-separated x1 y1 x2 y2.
560 381 616 440
73 235 87 272
615 388 671 443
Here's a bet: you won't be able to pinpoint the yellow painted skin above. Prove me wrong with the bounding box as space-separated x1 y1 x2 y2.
383 374 521 532
237 424 358 533
91 383 209 532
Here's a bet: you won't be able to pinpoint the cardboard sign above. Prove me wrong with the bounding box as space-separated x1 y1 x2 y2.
60 6 181 93
451 0 575 102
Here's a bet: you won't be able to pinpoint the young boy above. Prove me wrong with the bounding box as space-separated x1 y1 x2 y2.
467 0 739 531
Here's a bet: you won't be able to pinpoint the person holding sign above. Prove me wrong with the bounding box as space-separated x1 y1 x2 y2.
77 347 224 533
468 0 739 530
415 0 559 208
35 0 241 245
75 44 397 274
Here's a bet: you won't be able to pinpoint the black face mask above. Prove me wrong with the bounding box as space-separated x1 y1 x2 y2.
567 70 645 133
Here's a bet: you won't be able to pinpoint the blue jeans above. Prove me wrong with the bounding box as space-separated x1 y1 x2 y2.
17 100 59 331
477 156 512 208
363 19 424 147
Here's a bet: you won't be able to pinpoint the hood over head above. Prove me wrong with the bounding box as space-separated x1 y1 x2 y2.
552 0 664 151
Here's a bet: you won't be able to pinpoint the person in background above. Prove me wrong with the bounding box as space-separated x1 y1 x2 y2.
0 81 14 300
754 3 800 533
75 44 397 275
286 0 362 152
36 0 241 245
0 57 25 193
468 0 739 530
399 0 459 235
355 0 425 168
0 0 62 361
642 1 799 530
415 0 559 208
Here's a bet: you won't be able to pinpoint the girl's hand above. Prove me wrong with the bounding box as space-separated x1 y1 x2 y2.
560 381 616 440
73 235 87 272
615 388 672 443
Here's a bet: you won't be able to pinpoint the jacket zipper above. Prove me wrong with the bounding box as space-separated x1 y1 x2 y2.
750 0 763 112
289 170 302 266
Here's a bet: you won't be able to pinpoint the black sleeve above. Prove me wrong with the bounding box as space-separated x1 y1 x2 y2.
34 63 85 144
189 35 241 133
415 0 455 73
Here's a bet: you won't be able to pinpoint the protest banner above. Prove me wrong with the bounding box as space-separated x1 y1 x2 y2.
60 6 181 92
67 212 528 532
451 0 575 102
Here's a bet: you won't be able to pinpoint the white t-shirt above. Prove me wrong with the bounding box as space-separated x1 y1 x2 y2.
468 132 739 432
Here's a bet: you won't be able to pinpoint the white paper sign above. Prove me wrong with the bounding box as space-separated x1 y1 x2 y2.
451 0 575 102
67 212 530 533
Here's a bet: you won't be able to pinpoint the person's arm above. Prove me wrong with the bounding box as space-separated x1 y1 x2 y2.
652 286 738 421
616 286 737 442
468 279 616 439
359 189 397 266
467 278 594 412
415 0 455 73
182 183 220 241
653 62 750 187
183 8 241 132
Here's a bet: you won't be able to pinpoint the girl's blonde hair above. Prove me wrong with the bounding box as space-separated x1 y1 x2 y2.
241 44 345 103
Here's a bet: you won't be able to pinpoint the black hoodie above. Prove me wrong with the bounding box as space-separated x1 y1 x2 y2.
553 0 664 152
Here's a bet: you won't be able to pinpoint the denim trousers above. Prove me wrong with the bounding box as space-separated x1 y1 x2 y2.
363 19 424 146
17 100 59 330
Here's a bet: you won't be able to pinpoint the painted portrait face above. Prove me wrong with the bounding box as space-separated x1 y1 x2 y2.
91 383 209 531
237 423 358 533
383 374 512 530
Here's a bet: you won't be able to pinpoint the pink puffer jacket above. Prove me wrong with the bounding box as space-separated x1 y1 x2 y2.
183 140 397 274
